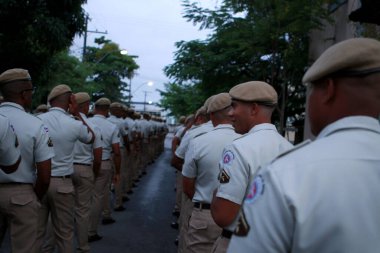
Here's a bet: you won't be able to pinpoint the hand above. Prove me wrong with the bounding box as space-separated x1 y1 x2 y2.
113 173 120 184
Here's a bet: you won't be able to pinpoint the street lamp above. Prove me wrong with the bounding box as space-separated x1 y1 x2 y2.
95 49 128 64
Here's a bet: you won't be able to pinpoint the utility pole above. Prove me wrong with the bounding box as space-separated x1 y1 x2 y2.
143 91 151 112
82 15 108 62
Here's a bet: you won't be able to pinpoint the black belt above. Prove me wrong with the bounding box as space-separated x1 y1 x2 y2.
74 163 91 166
51 175 71 179
222 229 232 239
193 202 211 209
102 159 111 161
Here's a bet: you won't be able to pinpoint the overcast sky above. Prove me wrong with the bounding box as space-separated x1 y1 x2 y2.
71 0 218 111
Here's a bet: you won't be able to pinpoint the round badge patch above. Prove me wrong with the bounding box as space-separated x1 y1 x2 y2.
222 150 234 166
245 175 265 204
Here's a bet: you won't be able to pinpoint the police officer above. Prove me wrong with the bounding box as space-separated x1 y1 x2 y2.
211 81 293 253
88 98 121 241
34 104 48 115
108 102 128 211
0 114 21 173
0 68 54 253
228 38 380 253
174 96 215 252
72 92 103 253
182 93 241 253
37 84 95 253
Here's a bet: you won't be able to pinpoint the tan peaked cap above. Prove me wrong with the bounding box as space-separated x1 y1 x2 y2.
203 95 215 112
48 84 72 101
229 81 277 104
74 92 90 104
95 97 111 106
110 102 123 109
0 68 31 85
303 38 380 83
195 106 207 118
207 93 231 113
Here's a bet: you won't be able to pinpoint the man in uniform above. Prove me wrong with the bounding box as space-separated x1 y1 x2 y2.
182 93 241 253
72 92 103 252
108 102 128 211
211 81 293 253
37 84 95 253
0 68 54 253
88 98 121 241
0 114 21 174
174 96 215 252
228 38 380 253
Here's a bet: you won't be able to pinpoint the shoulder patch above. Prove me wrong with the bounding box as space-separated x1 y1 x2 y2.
234 209 250 237
222 150 234 166
245 175 265 204
218 169 230 184
47 137 53 147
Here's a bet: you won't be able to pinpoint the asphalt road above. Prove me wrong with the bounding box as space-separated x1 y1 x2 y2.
0 133 179 253
91 134 178 253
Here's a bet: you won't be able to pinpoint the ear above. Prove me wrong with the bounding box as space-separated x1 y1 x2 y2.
322 78 337 104
249 102 258 116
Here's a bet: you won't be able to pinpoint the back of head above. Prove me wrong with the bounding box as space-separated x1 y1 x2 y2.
303 37 380 135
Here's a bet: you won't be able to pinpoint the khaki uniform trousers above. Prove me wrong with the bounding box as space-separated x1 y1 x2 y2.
183 208 222 253
0 184 40 253
115 148 127 208
178 194 193 253
174 172 183 212
211 235 230 253
88 160 112 236
72 164 94 253
37 177 75 253
124 150 133 193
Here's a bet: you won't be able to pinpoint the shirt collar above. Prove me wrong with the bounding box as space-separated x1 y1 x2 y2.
94 114 106 119
49 107 69 115
0 102 25 112
248 123 277 134
317 116 380 139
214 123 234 130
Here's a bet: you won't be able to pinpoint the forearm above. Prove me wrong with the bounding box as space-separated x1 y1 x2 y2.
35 160 51 200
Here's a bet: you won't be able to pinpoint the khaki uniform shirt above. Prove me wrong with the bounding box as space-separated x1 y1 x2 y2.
38 107 93 176
73 113 103 164
182 124 241 203
89 114 119 160
175 121 214 159
0 114 20 167
228 116 380 253
216 123 293 231
0 102 54 183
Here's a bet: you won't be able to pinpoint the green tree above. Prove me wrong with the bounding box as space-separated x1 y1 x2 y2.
0 0 87 87
83 37 139 102
163 0 330 133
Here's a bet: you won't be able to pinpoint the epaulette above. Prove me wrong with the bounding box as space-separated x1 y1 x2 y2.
272 139 312 161
192 131 208 139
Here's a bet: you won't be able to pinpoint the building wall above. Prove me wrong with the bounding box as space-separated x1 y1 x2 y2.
304 0 360 140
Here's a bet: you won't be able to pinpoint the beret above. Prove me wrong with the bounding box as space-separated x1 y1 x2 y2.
179 116 186 124
110 102 123 109
121 105 129 111
36 104 48 111
74 92 90 104
195 106 207 118
48 84 72 102
0 68 31 85
203 95 216 112
303 38 380 83
229 81 277 105
207 93 231 113
95 97 111 106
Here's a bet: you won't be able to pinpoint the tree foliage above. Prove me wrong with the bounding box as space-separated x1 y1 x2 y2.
162 0 330 132
81 37 139 102
0 0 87 87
